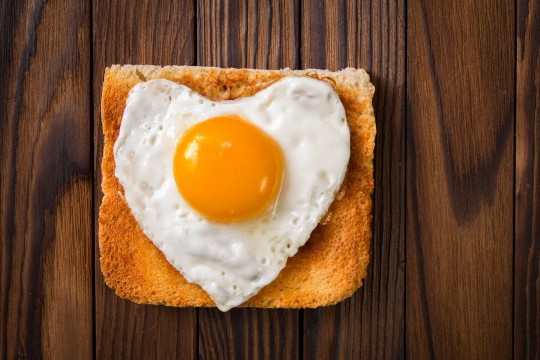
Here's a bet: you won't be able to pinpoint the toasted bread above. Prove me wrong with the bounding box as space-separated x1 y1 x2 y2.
99 65 375 308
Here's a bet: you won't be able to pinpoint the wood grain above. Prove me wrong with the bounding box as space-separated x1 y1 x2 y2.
406 0 515 358
197 0 299 69
197 1 300 359
92 1 197 358
515 0 540 359
0 0 93 358
199 308 298 360
301 0 406 358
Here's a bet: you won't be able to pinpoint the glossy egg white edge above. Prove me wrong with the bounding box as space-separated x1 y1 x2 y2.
113 77 350 311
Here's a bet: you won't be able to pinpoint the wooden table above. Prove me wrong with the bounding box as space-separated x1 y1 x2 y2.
1 0 538 359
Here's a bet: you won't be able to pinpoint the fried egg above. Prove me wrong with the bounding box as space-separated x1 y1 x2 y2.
114 76 350 311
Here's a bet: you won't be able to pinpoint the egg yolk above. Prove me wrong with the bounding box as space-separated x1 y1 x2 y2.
173 116 283 222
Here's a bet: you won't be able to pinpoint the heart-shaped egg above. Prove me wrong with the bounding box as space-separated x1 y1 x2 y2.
114 77 350 311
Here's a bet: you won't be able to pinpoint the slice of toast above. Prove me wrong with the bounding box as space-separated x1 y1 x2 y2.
99 65 375 308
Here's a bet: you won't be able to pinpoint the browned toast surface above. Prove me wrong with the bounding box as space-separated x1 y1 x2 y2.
99 65 375 308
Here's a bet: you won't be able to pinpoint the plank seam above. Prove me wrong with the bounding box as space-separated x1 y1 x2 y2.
512 1 518 359
297 0 302 69
90 0 97 358
404 1 408 359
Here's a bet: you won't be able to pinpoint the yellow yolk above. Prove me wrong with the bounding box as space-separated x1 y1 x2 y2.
173 116 284 222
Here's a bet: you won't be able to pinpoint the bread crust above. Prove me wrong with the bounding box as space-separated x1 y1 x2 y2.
99 65 375 308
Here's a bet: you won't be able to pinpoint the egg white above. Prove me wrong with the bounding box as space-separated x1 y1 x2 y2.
114 77 350 311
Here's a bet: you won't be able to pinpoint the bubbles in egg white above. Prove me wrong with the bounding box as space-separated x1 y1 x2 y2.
114 77 350 311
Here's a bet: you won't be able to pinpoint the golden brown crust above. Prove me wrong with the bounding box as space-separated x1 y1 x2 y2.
99 65 376 308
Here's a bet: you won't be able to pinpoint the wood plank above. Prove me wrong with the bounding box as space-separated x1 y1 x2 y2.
515 0 540 358
301 0 406 358
406 1 514 358
0 0 93 358
92 1 197 358
197 0 299 69
197 1 300 359
199 309 299 359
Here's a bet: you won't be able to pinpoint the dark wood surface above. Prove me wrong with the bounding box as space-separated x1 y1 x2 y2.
0 0 93 358
0 0 538 359
406 1 515 359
